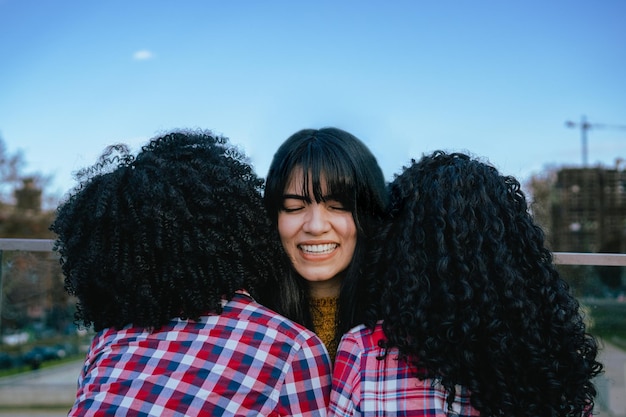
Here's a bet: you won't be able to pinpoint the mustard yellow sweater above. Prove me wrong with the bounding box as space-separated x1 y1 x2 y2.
310 296 339 363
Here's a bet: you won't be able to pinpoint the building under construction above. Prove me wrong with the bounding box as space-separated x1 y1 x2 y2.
550 165 626 254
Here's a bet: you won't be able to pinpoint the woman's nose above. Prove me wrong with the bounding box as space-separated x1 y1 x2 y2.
303 204 331 234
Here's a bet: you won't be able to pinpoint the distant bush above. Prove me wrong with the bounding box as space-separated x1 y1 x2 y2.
585 299 626 349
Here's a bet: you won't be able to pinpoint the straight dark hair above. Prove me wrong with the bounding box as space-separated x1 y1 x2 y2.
262 127 387 341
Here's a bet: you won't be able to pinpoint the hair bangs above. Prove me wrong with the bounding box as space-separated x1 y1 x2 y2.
293 144 357 208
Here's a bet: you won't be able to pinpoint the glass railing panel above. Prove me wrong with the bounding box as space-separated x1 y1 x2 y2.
0 240 90 412
0 239 624 416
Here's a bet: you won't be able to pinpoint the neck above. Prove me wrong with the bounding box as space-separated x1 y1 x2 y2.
308 275 341 299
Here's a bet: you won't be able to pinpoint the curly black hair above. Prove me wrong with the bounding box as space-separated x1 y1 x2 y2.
50 130 288 332
369 151 603 416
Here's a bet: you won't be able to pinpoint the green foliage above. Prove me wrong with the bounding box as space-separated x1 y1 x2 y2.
585 299 626 347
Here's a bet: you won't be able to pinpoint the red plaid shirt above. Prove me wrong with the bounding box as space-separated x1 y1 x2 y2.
70 293 331 416
329 323 479 417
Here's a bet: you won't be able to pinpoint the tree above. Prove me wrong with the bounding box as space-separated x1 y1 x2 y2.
0 134 54 238
0 134 26 204
0 133 64 343
525 166 558 245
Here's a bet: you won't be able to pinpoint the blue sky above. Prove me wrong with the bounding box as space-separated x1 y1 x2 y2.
1 0 625 204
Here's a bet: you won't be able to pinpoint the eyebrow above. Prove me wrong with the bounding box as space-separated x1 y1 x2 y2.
282 193 344 203
282 194 310 202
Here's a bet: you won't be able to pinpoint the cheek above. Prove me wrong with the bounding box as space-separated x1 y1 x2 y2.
336 216 358 255
277 214 296 241
339 216 358 240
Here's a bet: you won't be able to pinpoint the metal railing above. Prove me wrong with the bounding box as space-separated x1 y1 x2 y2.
0 239 55 252
553 252 626 266
2 238 626 265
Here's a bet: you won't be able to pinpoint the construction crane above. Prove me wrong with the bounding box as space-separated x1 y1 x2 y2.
565 115 626 167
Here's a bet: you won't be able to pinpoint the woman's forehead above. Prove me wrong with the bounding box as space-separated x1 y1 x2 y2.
284 167 329 194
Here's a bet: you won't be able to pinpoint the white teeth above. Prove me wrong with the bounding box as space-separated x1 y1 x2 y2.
300 243 337 254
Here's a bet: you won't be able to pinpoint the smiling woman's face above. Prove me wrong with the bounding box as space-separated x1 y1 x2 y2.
277 168 357 296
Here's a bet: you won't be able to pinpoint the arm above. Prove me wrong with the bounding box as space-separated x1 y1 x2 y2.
328 333 362 417
279 334 332 417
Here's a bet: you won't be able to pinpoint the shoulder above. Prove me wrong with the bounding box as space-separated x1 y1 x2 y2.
226 294 329 353
340 322 385 352
334 322 386 373
224 295 332 401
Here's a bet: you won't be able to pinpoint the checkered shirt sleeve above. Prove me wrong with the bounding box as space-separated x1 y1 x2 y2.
329 326 363 417
279 326 332 416
329 323 480 417
69 294 331 416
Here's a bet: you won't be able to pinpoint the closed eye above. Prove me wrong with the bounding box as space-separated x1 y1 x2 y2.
283 205 304 213
325 199 349 211
282 195 308 212
320 192 353 211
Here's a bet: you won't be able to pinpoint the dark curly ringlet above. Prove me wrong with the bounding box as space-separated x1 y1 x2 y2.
371 151 603 416
50 130 287 332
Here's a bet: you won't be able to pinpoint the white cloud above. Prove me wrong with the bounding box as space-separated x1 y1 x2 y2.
132 50 155 61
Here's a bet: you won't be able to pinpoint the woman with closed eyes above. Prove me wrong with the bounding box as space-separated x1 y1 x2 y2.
260 127 387 362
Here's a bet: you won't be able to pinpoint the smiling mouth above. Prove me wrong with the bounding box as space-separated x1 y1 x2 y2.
299 243 338 254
